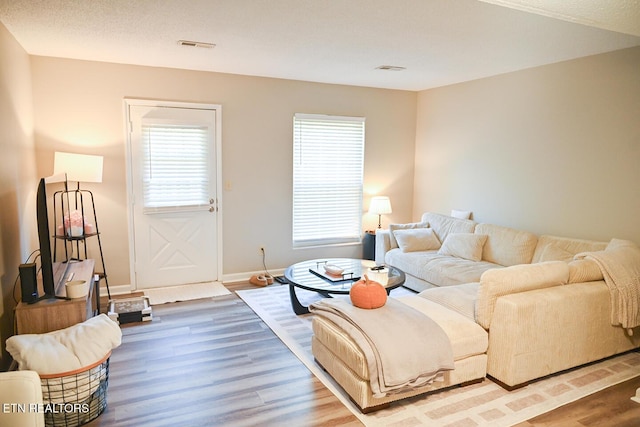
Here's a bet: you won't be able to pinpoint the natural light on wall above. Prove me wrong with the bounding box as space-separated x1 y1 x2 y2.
51 152 104 185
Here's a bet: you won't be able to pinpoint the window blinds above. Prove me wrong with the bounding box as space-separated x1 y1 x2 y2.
293 114 365 247
141 124 210 212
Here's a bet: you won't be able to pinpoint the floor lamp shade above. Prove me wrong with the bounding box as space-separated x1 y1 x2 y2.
53 152 104 184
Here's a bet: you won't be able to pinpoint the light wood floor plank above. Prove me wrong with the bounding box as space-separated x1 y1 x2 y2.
88 282 640 426
88 283 360 426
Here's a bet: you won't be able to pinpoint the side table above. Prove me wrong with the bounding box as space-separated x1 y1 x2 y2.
15 260 97 334
362 231 376 261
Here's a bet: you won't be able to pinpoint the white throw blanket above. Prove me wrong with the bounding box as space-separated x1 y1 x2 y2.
310 298 454 398
575 239 640 332
6 314 122 375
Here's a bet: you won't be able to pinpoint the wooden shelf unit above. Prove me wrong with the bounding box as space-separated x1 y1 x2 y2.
15 259 97 334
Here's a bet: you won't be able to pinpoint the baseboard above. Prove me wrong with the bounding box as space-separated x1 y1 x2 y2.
223 269 285 284
102 284 133 296
103 269 287 293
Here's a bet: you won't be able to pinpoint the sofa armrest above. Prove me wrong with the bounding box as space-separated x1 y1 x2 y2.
0 370 44 427
486 281 640 387
476 261 568 329
375 230 392 265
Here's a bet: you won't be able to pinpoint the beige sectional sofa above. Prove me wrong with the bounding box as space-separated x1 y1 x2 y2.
311 212 640 412
375 212 589 292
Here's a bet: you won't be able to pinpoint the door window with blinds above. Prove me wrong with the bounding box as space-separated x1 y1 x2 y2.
293 113 365 248
141 122 211 213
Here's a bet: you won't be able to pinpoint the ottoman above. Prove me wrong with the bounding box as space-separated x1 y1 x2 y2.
311 296 488 412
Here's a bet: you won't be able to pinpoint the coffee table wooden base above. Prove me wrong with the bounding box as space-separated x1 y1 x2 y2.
288 284 331 315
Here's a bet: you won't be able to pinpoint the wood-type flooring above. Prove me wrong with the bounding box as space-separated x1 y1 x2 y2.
88 282 640 426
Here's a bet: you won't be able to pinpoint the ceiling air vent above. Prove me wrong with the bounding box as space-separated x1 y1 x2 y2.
375 65 406 71
177 40 216 49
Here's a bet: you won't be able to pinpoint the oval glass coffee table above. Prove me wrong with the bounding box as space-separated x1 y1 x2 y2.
284 258 405 315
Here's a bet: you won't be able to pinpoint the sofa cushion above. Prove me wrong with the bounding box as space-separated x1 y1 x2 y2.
393 228 441 252
568 259 604 283
424 258 499 287
438 233 487 262
385 249 498 287
532 235 608 263
417 282 479 321
388 221 428 249
475 223 538 266
537 245 574 262
476 261 569 329
385 249 442 281
397 296 488 361
421 212 476 244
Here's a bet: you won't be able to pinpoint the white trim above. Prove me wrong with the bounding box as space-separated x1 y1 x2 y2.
293 113 366 123
123 98 223 290
102 283 133 296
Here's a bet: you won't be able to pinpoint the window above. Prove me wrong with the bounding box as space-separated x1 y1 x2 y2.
293 113 365 247
141 123 210 212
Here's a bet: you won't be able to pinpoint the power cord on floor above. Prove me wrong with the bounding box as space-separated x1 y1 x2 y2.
260 248 287 284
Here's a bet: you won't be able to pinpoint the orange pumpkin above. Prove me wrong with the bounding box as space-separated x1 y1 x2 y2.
350 275 387 309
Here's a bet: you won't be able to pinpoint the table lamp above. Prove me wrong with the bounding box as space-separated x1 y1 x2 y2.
369 196 392 229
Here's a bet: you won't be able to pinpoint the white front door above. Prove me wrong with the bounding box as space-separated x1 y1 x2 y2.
126 101 221 289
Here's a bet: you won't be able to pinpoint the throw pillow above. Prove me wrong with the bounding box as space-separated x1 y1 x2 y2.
450 209 472 220
606 238 639 251
438 233 487 262
388 221 428 249
393 228 441 253
538 244 574 262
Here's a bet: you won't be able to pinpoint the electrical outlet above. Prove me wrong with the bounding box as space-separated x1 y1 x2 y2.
259 246 265 255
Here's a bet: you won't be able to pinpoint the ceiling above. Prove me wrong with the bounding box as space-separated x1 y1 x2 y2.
1 0 639 91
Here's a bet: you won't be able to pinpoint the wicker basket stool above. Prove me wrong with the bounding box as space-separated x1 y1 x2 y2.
38 352 111 427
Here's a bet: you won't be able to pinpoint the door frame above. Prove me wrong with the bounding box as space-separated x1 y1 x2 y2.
123 98 223 290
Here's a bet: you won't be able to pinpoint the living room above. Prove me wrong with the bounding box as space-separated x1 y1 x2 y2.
1 1 639 425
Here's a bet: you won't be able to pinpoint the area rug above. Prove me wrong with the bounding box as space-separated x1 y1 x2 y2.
237 284 640 427
145 281 231 305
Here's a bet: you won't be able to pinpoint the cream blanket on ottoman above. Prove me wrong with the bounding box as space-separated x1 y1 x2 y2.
575 239 640 332
310 298 454 398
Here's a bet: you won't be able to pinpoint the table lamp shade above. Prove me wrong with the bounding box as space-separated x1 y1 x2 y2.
368 196 392 215
369 196 392 229
53 152 103 183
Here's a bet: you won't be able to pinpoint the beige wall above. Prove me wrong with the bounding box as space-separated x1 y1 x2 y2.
414 47 640 245
30 57 417 286
0 23 36 368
